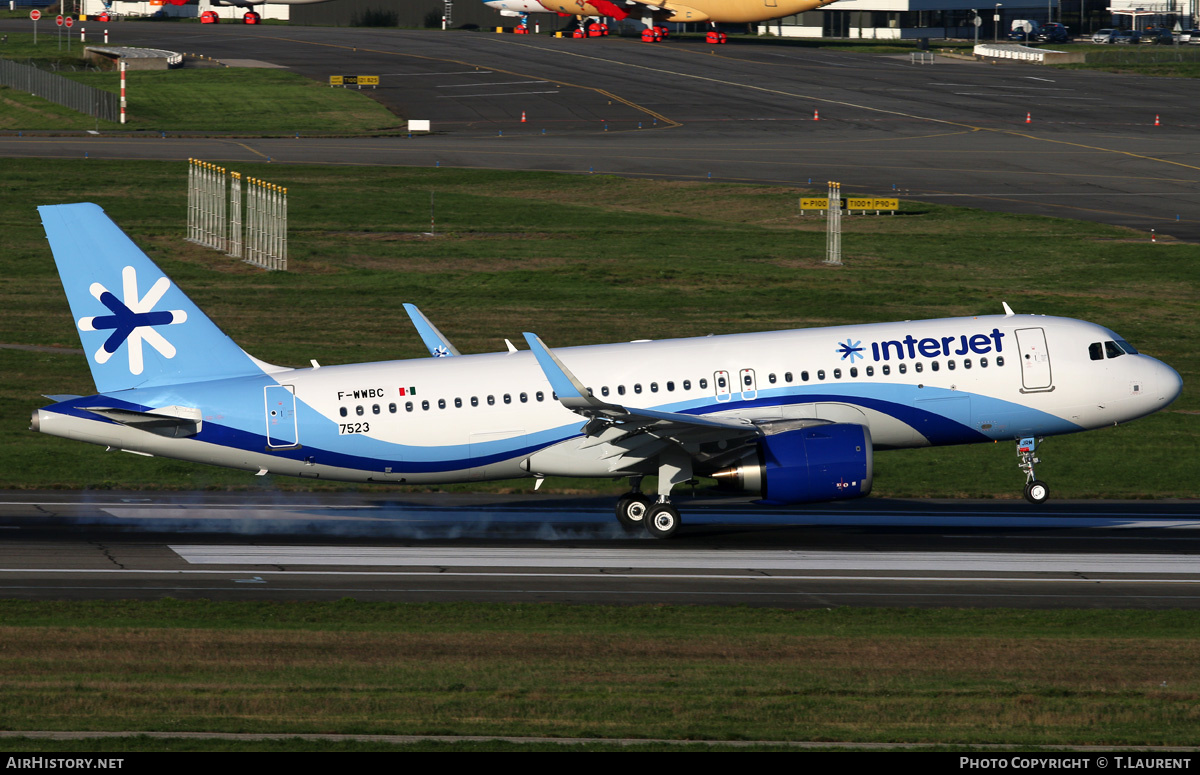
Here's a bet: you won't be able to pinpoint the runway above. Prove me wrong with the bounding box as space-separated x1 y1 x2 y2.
2 24 1199 239
3 491 1199 608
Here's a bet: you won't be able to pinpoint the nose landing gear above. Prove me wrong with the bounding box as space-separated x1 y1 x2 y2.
1017 437 1049 504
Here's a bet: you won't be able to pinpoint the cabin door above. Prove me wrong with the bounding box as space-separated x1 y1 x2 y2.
1015 327 1054 392
264 384 299 448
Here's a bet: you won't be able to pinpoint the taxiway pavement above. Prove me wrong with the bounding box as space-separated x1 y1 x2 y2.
2 24 1198 240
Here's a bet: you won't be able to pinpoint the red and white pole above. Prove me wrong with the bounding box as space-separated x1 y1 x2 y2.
119 61 126 125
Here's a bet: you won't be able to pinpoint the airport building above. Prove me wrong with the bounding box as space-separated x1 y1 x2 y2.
759 0 1196 39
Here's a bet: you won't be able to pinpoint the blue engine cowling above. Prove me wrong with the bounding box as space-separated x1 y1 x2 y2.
713 424 873 505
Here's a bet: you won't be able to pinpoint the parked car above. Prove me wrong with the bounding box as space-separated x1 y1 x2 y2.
1007 21 1039 42
1141 28 1175 44
1036 23 1069 43
1111 29 1141 44
1180 29 1200 44
1092 28 1118 43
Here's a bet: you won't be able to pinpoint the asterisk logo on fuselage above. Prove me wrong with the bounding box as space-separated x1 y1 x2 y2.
836 339 864 363
77 265 187 376
432 346 450 357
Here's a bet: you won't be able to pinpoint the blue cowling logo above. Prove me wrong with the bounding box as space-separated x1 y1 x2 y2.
836 339 865 363
77 266 187 375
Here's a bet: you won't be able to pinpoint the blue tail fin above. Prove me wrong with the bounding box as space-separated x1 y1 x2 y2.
39 202 271 393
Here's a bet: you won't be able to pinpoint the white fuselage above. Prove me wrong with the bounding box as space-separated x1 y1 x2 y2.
34 314 1182 486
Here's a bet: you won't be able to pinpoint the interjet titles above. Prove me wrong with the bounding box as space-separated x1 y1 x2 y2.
871 328 1005 362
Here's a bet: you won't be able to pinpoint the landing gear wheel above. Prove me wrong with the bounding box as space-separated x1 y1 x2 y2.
1024 480 1049 504
615 493 651 530
645 503 680 539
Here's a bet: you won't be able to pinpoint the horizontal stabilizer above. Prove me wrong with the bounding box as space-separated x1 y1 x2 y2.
84 405 202 438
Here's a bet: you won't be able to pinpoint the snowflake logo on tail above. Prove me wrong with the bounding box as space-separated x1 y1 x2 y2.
77 266 188 375
835 339 864 363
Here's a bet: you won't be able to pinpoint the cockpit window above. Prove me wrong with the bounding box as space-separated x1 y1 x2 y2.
1114 338 1139 355
1104 341 1125 359
1089 342 1103 361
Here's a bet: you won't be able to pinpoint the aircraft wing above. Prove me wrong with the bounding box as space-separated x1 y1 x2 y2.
403 303 461 358
523 333 761 469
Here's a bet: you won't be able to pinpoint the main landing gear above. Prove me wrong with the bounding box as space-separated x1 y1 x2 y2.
1017 436 1049 504
615 491 681 538
615 450 692 538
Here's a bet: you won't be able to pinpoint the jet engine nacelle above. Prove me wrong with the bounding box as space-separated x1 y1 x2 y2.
714 424 873 505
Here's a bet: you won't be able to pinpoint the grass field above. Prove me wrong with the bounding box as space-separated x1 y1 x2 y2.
0 32 402 133
0 601 1196 749
1 158 1196 497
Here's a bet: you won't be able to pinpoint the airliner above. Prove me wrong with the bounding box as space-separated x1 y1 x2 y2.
482 0 841 27
32 203 1182 537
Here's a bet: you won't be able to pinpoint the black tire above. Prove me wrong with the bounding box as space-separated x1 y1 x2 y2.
645 504 680 539
615 493 651 530
1024 480 1049 504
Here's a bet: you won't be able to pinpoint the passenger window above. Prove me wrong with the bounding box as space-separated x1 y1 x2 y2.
768 373 777 384
717 376 726 388
634 384 642 394
899 364 907 374
743 374 752 386
537 391 544 401
833 369 841 379
801 371 809 382
785 372 793 382
618 385 626 396
997 356 1005 366
504 394 512 404
817 370 825 380
471 396 479 407
421 400 429 411
882 365 890 375
948 360 955 371
1089 342 1104 361
602 386 610 397
389 403 397 413
455 398 463 408
520 393 528 403
487 395 495 405
931 361 939 372
683 380 691 390
339 407 348 417
650 383 658 393
865 366 874 377
437 399 445 410
667 381 675 392
964 359 972 369
700 378 708 389
915 363 924 373
406 401 413 412
850 367 858 378
356 406 364 416
373 404 381 414
981 358 988 368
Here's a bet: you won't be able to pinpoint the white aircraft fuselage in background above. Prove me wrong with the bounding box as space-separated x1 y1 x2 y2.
33 204 1183 537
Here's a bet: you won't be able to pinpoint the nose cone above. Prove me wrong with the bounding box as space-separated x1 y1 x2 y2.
1155 358 1183 407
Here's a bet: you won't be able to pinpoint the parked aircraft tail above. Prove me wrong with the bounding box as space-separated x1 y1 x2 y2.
39 202 278 393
